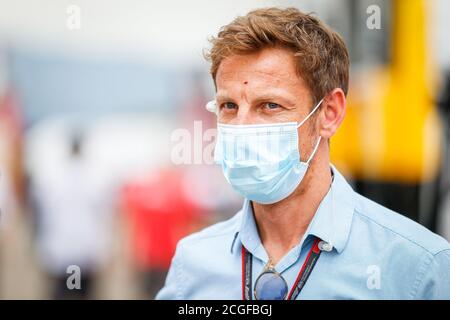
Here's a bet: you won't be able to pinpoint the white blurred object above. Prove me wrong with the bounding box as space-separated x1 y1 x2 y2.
205 100 217 114
25 113 174 190
25 113 174 274
32 156 112 274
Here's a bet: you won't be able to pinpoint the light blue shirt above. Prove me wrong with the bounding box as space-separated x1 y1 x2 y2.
156 165 450 299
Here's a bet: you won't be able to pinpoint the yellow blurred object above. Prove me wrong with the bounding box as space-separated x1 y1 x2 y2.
332 0 442 184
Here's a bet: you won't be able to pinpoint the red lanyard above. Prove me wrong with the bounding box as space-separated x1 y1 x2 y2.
242 237 322 300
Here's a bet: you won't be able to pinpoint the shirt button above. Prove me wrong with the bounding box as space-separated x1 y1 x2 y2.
318 241 333 252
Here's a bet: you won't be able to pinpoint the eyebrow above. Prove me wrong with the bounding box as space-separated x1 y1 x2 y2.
215 93 235 103
252 93 297 108
215 92 298 108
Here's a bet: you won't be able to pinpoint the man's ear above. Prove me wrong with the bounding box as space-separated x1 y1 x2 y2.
319 88 346 139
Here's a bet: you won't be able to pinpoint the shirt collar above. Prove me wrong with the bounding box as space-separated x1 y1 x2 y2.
230 164 355 255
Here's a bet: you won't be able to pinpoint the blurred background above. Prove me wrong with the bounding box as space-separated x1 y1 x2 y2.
0 0 449 299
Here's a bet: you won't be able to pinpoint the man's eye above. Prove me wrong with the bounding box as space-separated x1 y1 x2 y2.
264 102 281 110
222 102 238 110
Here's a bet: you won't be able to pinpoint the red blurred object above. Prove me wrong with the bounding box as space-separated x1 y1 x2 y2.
121 169 203 270
0 89 25 199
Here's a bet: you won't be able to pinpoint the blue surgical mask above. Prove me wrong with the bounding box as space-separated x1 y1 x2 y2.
212 98 323 204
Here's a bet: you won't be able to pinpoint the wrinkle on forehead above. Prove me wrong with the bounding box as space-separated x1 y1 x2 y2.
217 70 301 87
215 47 311 105
216 47 301 84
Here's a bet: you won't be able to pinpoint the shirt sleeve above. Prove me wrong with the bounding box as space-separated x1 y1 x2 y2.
155 243 184 300
412 249 450 299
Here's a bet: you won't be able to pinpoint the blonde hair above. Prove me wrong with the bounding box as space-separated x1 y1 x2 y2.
205 7 349 105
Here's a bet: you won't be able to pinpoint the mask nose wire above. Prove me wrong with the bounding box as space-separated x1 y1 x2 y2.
296 98 324 128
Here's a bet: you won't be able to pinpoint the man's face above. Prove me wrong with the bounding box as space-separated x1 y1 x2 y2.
215 46 319 158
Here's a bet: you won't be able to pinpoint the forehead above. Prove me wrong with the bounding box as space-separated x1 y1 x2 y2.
216 47 304 89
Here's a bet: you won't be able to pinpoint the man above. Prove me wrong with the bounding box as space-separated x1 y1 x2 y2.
157 7 450 299
32 132 112 299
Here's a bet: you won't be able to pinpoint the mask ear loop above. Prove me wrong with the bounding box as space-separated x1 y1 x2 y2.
296 98 324 128
299 98 324 165
306 136 322 165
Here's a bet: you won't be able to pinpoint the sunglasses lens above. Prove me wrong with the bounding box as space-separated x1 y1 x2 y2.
254 271 288 300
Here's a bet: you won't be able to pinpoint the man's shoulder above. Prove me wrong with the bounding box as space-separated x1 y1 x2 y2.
177 209 242 249
352 192 450 255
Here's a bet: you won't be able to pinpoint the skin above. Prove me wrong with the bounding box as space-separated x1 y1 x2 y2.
215 47 347 265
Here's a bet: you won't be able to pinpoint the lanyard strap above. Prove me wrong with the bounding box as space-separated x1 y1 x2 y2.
242 245 253 300
241 237 322 300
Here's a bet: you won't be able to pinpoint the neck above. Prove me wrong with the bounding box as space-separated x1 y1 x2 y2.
252 149 332 265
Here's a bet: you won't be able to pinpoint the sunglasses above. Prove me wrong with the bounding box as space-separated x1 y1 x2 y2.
254 266 288 300
243 238 324 300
